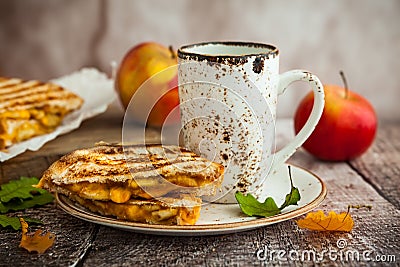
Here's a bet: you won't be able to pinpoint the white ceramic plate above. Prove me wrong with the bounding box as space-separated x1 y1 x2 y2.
56 163 326 236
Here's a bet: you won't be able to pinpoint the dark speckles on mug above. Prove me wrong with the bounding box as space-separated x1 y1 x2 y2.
178 41 279 64
252 57 264 74
226 57 248 66
222 131 230 142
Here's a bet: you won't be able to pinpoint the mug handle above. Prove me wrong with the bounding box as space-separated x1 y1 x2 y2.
271 70 325 171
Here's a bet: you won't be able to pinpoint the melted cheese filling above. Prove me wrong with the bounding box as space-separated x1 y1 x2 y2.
0 108 65 149
64 182 171 203
62 174 209 204
73 196 201 225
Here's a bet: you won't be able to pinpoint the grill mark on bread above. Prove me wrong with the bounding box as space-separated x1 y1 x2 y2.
0 80 41 94
99 142 199 155
0 83 63 101
0 78 24 89
0 76 84 150
42 144 224 188
0 90 77 110
61 145 210 166
0 98 83 114
53 145 218 183
0 78 83 113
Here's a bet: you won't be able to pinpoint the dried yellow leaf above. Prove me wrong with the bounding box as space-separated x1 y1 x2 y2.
296 210 354 232
19 218 55 254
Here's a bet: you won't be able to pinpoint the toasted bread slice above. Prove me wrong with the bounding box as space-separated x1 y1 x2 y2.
39 143 224 225
67 194 202 225
0 77 83 150
38 143 224 202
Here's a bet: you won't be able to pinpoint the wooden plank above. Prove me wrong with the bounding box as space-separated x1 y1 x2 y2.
82 156 399 266
1 155 59 183
1 111 398 266
0 203 98 266
81 122 399 266
349 123 400 208
290 150 399 260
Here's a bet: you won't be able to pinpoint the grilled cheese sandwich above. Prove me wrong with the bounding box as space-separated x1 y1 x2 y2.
0 77 83 150
38 143 224 225
68 194 202 225
38 143 224 201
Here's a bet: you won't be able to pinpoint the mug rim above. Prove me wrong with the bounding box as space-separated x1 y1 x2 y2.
178 41 279 59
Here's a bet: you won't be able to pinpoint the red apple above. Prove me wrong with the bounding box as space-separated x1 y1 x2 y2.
115 42 180 127
294 71 377 161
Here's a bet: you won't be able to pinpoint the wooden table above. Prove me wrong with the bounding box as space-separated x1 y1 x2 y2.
1 103 399 266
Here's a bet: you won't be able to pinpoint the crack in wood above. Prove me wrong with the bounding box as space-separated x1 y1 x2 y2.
347 161 399 210
71 225 100 267
347 123 400 210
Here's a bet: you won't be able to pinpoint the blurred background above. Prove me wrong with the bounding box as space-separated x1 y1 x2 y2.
0 0 399 121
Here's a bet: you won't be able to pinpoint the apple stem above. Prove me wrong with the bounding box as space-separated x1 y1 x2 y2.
339 70 349 99
168 45 176 59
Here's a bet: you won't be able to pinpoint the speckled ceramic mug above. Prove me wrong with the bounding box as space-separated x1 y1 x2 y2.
177 41 324 203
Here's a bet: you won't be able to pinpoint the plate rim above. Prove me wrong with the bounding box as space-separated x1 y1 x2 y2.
56 163 327 234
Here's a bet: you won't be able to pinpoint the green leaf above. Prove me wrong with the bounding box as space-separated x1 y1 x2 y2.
0 202 6 213
235 192 281 217
0 214 19 230
279 187 300 209
235 166 301 218
0 215 43 230
0 193 54 214
279 166 301 210
0 177 48 202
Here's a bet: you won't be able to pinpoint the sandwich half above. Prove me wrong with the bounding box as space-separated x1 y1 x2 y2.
0 77 83 150
38 143 224 225
68 194 202 226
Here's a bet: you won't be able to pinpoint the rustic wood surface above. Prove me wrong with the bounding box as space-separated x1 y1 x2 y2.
0 104 398 267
